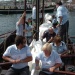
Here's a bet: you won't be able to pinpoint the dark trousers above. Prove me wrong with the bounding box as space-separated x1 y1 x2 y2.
39 71 58 75
5 66 30 75
59 21 69 43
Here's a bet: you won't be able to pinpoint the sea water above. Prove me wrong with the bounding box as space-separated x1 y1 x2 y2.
0 11 75 43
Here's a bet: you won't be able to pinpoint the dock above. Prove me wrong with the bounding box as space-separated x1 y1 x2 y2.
0 7 54 14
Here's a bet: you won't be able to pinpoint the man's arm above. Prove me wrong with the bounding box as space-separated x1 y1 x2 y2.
2 56 17 64
48 63 62 72
17 11 26 25
2 56 32 64
48 37 54 43
35 59 40 70
20 56 32 63
56 16 62 27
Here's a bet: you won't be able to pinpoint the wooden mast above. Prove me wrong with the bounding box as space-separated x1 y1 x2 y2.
42 0 44 23
23 0 26 36
36 0 39 41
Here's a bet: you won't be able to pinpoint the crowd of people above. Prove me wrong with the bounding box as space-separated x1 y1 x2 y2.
2 1 70 75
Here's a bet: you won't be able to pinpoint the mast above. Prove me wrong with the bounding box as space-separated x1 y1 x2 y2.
23 0 26 36
42 0 44 23
36 0 39 41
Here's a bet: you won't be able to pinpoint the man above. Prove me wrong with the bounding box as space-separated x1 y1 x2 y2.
56 1 69 43
42 27 56 43
2 36 32 75
16 11 26 36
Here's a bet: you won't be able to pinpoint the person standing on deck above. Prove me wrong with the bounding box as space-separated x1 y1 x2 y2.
32 4 42 24
32 4 36 24
23 18 33 45
16 11 26 36
16 12 32 45
56 1 69 43
2 36 32 75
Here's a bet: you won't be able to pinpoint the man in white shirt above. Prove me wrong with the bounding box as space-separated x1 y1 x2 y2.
16 12 26 36
56 1 69 43
2 36 32 75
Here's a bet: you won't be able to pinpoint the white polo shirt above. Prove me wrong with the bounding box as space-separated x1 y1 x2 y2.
56 5 69 25
51 41 67 54
3 44 32 69
36 50 62 74
16 22 24 36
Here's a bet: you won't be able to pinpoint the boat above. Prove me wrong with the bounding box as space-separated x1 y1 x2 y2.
0 0 75 75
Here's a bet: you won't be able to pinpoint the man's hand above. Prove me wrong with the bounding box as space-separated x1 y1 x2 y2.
35 66 40 70
15 59 21 63
48 67 55 72
22 11 26 17
56 24 60 27
10 59 16 64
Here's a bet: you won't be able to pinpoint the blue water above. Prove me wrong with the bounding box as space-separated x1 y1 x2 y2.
0 11 75 43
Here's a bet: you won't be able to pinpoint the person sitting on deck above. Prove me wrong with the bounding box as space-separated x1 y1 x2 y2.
42 27 56 43
50 35 68 56
2 36 32 75
35 43 62 75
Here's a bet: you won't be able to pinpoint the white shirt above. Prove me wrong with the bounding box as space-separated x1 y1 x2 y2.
56 5 69 25
25 24 33 37
3 44 32 69
16 22 23 36
36 50 62 74
51 41 67 54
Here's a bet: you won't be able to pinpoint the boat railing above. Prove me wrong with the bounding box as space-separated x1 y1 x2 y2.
0 62 75 75
0 30 15 39
0 30 16 52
